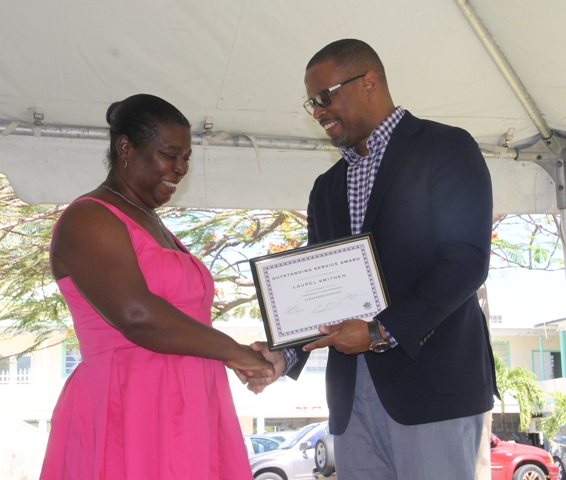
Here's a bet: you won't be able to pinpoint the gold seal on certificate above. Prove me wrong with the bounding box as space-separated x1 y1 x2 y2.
249 233 389 350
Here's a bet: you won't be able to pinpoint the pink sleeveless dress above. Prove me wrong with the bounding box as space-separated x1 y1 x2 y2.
40 198 252 480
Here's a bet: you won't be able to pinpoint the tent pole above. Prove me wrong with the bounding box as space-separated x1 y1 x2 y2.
453 0 552 139
560 330 566 379
0 120 558 163
0 122 336 152
561 208 566 283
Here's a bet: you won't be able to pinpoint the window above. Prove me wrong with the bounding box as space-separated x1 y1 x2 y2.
533 350 562 380
17 356 31 383
551 352 562 378
0 357 9 384
306 348 328 372
64 345 82 376
0 355 32 384
250 437 280 455
492 342 509 367
490 315 503 324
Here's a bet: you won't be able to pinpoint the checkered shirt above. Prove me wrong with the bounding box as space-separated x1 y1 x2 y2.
341 106 405 235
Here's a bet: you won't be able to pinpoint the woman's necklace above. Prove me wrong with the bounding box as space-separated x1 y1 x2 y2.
100 185 164 226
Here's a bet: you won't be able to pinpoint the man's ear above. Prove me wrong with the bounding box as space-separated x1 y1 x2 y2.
363 71 380 95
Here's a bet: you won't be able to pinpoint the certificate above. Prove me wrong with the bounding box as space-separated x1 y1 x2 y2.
249 233 389 350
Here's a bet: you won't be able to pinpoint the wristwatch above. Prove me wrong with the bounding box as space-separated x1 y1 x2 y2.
368 319 390 353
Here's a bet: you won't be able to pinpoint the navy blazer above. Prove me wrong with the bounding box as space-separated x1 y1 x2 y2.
289 111 497 434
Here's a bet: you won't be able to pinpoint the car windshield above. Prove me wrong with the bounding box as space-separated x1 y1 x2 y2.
278 423 322 450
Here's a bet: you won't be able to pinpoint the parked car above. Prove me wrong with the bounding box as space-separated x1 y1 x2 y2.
313 426 558 480
313 425 334 477
262 430 300 443
549 423 566 480
249 421 328 480
491 433 558 480
244 435 284 457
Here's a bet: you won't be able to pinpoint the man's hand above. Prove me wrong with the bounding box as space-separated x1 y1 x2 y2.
235 341 287 394
224 344 275 376
302 319 370 354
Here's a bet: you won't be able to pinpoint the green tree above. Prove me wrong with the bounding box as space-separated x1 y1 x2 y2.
169 207 307 319
540 391 566 441
489 215 564 440
2 172 565 360
494 354 546 438
0 173 307 358
0 177 69 355
491 214 564 271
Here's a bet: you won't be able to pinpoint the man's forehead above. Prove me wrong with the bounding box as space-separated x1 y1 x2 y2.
305 61 348 92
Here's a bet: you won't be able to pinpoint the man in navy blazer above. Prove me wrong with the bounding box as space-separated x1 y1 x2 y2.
243 39 497 480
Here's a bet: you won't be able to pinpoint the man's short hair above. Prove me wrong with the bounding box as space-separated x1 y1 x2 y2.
306 39 387 84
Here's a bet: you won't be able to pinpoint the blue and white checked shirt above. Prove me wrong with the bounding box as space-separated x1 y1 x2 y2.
282 106 406 375
342 106 405 236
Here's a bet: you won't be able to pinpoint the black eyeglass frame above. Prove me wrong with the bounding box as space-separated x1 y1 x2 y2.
303 73 367 115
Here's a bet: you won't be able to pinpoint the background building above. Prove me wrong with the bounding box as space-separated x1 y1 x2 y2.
2 315 566 479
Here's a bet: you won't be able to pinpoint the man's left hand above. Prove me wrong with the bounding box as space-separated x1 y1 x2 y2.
302 319 370 355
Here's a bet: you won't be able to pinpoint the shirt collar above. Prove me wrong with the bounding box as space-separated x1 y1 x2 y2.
341 106 406 165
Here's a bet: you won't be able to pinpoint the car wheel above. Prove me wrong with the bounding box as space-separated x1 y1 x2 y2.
315 436 335 477
556 458 566 480
511 463 546 480
254 472 284 480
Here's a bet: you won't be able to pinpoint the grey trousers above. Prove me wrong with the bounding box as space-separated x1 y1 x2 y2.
334 356 487 480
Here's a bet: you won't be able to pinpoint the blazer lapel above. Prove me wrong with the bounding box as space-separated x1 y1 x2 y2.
362 111 422 232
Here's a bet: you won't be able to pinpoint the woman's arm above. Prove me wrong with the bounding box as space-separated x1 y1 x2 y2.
51 200 273 373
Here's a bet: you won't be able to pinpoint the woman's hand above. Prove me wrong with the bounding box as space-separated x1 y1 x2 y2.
224 344 275 376
235 342 287 394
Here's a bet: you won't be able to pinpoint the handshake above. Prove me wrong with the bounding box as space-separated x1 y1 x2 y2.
233 341 287 394
230 318 375 393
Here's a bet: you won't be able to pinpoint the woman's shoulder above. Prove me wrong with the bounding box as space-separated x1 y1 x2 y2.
57 194 129 234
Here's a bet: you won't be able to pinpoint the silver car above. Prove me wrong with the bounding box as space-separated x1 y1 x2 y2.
249 421 328 480
549 423 566 480
244 435 284 457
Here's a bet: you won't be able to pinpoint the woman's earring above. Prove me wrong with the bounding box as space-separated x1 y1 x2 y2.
124 159 128 170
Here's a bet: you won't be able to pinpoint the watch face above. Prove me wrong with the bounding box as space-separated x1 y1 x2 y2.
370 342 390 353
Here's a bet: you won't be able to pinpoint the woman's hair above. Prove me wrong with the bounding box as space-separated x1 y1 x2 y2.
105 94 190 169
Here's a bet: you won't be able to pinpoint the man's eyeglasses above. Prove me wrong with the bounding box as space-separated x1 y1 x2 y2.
303 73 367 115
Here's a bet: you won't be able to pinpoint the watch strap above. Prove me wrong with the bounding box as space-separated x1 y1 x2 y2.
368 319 382 343
368 319 390 353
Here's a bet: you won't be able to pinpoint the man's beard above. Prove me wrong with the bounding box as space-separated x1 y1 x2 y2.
330 133 348 148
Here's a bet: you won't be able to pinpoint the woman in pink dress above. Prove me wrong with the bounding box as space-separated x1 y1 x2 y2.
40 94 273 480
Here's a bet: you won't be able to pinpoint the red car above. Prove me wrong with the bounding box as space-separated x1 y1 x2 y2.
489 434 558 480
313 430 558 480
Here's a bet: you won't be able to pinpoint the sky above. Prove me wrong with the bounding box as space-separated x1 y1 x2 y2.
164 210 566 329
485 267 566 327
487 214 565 327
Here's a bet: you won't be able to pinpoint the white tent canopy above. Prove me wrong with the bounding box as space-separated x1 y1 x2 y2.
1 0 565 218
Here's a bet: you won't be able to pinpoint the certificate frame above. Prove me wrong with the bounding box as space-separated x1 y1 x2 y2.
249 233 389 350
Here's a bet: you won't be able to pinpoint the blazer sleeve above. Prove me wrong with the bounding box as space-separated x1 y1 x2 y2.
374 127 493 360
